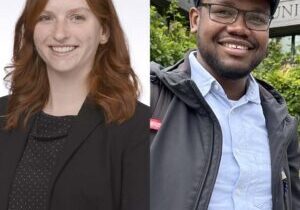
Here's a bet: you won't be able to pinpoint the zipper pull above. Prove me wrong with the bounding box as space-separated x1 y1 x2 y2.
281 170 287 180
281 170 288 193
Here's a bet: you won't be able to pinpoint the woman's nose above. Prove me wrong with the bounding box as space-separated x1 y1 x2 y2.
52 20 70 42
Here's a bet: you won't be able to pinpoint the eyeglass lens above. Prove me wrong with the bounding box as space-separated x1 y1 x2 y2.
207 4 270 31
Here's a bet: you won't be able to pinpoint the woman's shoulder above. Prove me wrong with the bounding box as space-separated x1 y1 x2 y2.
0 95 9 115
0 95 9 129
108 101 149 137
113 101 149 149
133 101 150 121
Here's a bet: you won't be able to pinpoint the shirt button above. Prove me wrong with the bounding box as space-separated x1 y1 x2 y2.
214 84 219 90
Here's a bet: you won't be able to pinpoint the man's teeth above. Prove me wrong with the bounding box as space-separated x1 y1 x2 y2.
51 46 76 53
223 43 248 50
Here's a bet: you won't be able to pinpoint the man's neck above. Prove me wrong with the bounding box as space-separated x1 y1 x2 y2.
215 76 248 100
195 53 249 100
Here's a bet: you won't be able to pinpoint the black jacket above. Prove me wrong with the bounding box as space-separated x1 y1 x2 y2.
150 55 300 210
0 96 149 210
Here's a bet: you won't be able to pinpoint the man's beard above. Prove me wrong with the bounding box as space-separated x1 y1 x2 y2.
197 37 266 80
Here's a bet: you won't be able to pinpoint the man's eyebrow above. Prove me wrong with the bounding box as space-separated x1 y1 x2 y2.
213 0 270 14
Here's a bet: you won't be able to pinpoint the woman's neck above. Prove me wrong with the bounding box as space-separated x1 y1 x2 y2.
43 70 89 116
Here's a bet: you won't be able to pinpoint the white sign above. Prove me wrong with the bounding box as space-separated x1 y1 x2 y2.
270 0 300 28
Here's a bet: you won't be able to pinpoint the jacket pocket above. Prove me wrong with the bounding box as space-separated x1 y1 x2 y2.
281 169 290 210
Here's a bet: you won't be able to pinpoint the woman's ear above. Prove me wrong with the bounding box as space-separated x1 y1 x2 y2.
189 7 200 34
99 25 110 44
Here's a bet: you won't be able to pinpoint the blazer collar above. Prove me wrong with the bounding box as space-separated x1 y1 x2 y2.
0 98 105 209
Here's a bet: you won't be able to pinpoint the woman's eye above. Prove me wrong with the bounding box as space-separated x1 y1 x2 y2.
38 15 52 22
70 15 86 22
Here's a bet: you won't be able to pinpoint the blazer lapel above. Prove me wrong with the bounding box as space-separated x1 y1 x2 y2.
0 116 36 209
47 99 105 204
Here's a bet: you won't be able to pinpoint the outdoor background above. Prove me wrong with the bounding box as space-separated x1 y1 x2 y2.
0 0 150 105
151 0 300 135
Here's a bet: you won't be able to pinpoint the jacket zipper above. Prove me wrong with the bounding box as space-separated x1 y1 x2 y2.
281 169 290 210
275 129 290 210
189 81 223 210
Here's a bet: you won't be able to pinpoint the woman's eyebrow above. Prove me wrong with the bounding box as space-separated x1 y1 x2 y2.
40 7 91 14
68 7 91 13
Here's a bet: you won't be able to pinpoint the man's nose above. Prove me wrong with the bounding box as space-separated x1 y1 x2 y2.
226 13 251 36
53 20 70 42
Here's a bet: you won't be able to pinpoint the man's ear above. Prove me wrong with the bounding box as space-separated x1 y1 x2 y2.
189 7 200 33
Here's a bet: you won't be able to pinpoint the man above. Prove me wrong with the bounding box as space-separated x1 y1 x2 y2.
150 0 300 209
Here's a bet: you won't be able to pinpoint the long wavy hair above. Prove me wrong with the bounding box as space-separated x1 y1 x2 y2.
4 0 139 129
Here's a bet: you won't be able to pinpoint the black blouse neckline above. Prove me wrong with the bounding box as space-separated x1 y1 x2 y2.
31 111 76 140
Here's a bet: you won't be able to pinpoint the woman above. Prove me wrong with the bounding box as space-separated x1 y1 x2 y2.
0 0 149 209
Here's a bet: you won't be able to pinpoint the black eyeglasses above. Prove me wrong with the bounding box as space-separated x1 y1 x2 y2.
199 3 273 31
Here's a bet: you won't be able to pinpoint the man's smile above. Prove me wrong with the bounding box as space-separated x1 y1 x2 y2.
217 38 255 56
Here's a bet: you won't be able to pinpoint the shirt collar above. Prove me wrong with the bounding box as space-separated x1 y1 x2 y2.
189 51 261 104
189 51 216 97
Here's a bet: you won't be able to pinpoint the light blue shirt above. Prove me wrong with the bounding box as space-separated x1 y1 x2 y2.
189 52 272 210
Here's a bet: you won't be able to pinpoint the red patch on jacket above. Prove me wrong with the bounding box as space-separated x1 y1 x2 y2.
150 118 161 131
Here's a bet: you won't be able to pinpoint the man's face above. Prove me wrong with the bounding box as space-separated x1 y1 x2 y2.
190 0 270 80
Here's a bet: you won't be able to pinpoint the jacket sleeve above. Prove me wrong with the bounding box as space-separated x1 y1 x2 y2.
287 118 300 210
121 105 149 210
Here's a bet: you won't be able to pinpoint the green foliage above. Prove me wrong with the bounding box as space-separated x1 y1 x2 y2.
255 39 295 73
254 40 300 134
150 0 195 66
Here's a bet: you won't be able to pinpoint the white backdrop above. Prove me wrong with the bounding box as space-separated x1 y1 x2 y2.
0 0 150 105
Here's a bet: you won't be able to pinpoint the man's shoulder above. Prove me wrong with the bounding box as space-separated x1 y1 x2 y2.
150 61 173 99
150 61 173 84
150 61 165 87
256 78 286 105
256 78 296 125
150 56 187 83
150 61 164 74
150 61 179 117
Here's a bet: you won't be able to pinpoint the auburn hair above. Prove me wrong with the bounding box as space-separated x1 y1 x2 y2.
4 0 139 129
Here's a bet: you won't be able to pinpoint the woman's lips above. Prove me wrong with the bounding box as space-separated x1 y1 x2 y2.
49 45 78 55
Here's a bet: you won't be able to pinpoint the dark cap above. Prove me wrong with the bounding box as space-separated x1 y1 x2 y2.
193 0 280 16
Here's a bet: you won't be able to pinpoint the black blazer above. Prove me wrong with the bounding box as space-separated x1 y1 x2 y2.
0 96 149 210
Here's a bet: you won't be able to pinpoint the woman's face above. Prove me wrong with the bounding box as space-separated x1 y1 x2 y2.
33 0 108 75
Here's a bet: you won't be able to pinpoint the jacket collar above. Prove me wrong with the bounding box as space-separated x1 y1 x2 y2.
151 50 289 119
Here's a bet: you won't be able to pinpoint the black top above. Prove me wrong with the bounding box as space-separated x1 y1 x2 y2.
8 112 75 210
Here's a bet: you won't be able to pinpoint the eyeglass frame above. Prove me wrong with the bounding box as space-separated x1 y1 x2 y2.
198 3 273 31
